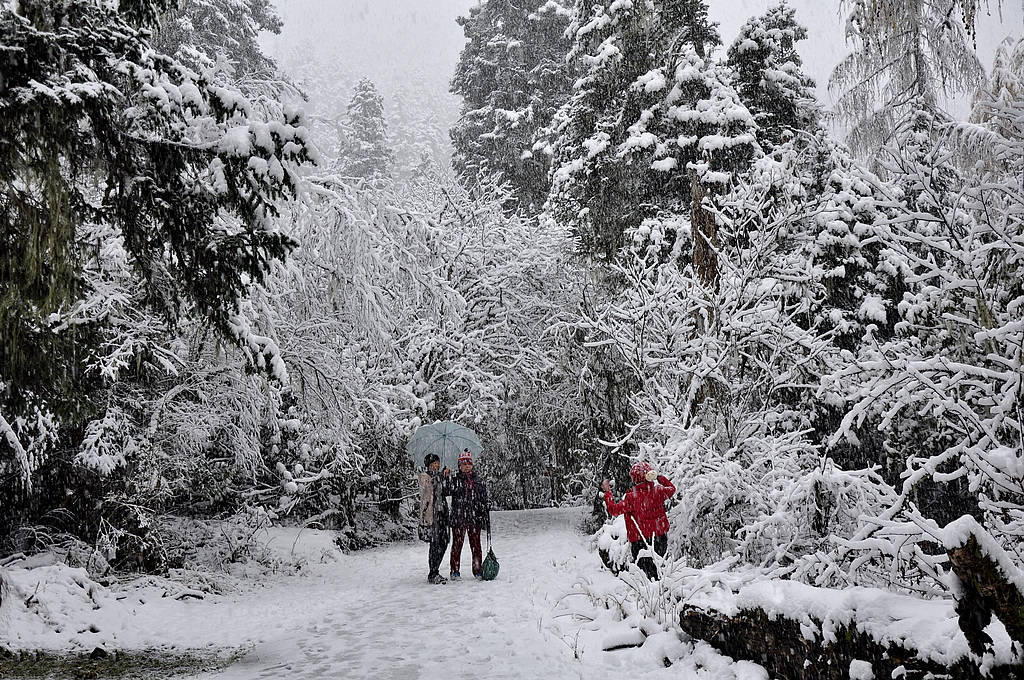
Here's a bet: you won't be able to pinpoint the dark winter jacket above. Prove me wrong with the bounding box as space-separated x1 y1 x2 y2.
604 475 676 543
450 471 489 529
419 469 449 530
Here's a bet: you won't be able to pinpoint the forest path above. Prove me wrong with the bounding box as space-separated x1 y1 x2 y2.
170 507 757 680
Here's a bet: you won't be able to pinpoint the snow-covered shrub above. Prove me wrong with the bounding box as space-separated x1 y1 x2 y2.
580 130 921 575
595 514 632 574
807 106 1024 591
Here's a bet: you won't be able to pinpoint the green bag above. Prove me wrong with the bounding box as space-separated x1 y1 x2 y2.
480 531 499 581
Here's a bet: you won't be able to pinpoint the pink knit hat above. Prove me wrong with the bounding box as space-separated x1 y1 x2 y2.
629 461 653 484
458 449 473 465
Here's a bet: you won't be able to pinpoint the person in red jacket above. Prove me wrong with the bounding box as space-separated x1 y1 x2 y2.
601 461 676 580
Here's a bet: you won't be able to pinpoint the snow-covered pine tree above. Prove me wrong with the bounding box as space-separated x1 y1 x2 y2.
547 0 757 278
544 0 759 516
831 0 984 155
726 1 819 149
544 0 671 261
626 46 759 288
543 0 686 510
660 0 719 58
153 0 283 85
0 0 313 538
768 132 911 480
450 0 573 214
337 77 395 179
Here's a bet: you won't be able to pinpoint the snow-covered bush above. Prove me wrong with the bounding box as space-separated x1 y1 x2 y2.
595 514 631 574
807 105 1024 591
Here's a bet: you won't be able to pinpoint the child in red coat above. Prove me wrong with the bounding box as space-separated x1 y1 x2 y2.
601 462 676 579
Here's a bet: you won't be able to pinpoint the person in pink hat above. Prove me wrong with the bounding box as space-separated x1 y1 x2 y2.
601 462 676 579
449 448 490 579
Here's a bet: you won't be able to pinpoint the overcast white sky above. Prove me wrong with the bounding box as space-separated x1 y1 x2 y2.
265 0 476 94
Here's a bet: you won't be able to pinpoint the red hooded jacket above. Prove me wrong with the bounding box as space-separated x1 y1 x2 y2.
604 476 676 543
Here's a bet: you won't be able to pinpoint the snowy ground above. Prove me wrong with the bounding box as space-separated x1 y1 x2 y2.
177 507 762 680
3 507 765 678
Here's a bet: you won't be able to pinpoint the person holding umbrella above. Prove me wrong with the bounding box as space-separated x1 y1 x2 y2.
419 453 451 585
449 449 490 580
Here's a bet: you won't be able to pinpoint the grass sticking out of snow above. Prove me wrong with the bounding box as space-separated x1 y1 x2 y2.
0 648 241 679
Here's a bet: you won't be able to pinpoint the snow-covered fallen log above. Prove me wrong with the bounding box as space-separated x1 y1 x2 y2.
941 516 1024 655
679 578 1021 680
0 552 57 570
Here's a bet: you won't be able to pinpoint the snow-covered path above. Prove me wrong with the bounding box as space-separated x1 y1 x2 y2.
191 508 598 680
108 507 760 680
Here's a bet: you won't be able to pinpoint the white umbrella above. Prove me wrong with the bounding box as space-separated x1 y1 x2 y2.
405 421 483 470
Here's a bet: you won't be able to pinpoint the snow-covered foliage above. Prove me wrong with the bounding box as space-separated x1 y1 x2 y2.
831 0 985 153
576 134 889 570
3 13 1024 680
807 104 1024 591
152 0 283 86
543 0 747 261
970 35 1024 139
0 0 314 544
726 2 819 148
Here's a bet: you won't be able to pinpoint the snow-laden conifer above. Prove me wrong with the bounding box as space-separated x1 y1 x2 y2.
726 2 819 148
337 78 395 179
450 0 573 214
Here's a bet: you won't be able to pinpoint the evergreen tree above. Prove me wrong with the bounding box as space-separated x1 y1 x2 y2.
544 0 757 520
338 78 395 179
152 0 283 84
450 0 574 214
661 0 719 58
631 46 759 287
726 2 818 149
541 0 666 507
0 0 313 531
867 105 979 524
545 0 710 261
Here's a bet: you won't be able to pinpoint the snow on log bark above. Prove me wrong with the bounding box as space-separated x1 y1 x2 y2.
943 518 1024 655
678 605 1021 680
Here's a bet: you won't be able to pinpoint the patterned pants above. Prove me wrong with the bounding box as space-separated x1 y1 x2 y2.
450 525 482 576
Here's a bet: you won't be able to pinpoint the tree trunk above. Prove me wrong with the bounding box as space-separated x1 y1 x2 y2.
689 170 719 291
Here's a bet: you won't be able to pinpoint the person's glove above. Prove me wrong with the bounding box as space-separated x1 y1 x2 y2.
645 469 658 483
